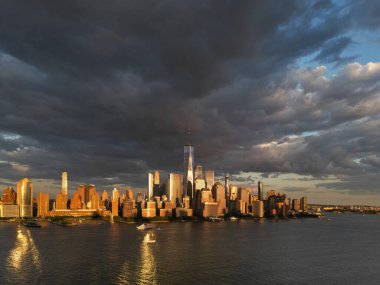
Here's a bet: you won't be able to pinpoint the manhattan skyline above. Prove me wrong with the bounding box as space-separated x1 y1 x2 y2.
1 1 380 205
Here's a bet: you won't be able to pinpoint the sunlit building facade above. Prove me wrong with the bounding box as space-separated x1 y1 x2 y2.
37 192 50 217
258 180 264 201
1 187 16 205
205 171 214 190
301 197 308 211
17 178 33 217
62 171 68 195
195 165 203 179
166 173 183 207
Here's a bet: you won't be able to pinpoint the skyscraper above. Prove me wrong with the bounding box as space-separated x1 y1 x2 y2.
1 187 16 204
37 192 50 217
62 171 68 195
258 180 264 201
205 171 214 189
153 170 160 197
154 171 160 185
184 145 194 198
301 197 308 211
225 174 230 201
17 178 33 217
148 172 154 199
195 165 203 179
166 173 183 206
112 187 120 203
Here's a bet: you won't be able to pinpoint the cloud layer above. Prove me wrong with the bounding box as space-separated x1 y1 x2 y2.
0 0 379 202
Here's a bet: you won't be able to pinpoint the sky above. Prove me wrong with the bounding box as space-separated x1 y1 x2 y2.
0 0 380 205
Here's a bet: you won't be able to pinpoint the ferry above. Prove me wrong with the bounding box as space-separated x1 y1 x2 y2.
208 217 222 222
22 220 41 228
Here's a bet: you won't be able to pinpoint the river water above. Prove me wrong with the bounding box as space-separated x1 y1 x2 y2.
1 214 379 284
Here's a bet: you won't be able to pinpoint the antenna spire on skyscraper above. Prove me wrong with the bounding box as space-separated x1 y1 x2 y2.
186 127 192 146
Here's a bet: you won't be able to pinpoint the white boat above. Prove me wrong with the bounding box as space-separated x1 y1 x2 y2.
144 233 156 244
136 223 154 230
230 216 238 221
209 217 222 222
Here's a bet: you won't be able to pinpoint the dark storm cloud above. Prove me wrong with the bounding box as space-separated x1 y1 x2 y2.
0 0 379 196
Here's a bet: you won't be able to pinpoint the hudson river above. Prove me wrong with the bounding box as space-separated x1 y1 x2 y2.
1 214 380 284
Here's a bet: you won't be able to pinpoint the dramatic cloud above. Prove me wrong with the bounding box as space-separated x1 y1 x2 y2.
0 0 379 203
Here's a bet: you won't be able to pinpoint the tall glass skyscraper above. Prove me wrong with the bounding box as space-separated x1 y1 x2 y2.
225 174 230 201
183 145 194 198
17 177 33 217
62 171 68 195
258 180 264 201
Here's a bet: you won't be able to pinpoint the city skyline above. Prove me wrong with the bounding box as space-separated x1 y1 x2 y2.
1 1 380 205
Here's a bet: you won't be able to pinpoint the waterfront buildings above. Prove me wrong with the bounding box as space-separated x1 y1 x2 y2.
0 143 311 219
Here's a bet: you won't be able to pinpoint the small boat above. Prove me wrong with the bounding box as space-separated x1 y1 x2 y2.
136 223 154 230
23 221 41 228
209 217 222 222
230 216 238 221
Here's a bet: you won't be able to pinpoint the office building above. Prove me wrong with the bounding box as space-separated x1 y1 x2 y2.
230 186 238 201
111 200 119 216
122 199 137 218
258 180 264 201
0 204 19 217
55 193 68 210
125 188 134 201
252 200 264 218
194 177 206 191
37 193 50 217
203 202 218 217
195 165 203 179
62 171 68 195
166 173 183 207
112 188 120 204
70 193 82 210
292 199 300 211
301 197 308 211
90 192 100 209
17 178 33 217
77 184 96 208
148 172 154 199
225 174 230 201
211 182 227 216
205 171 214 189
1 187 16 204
142 201 156 218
